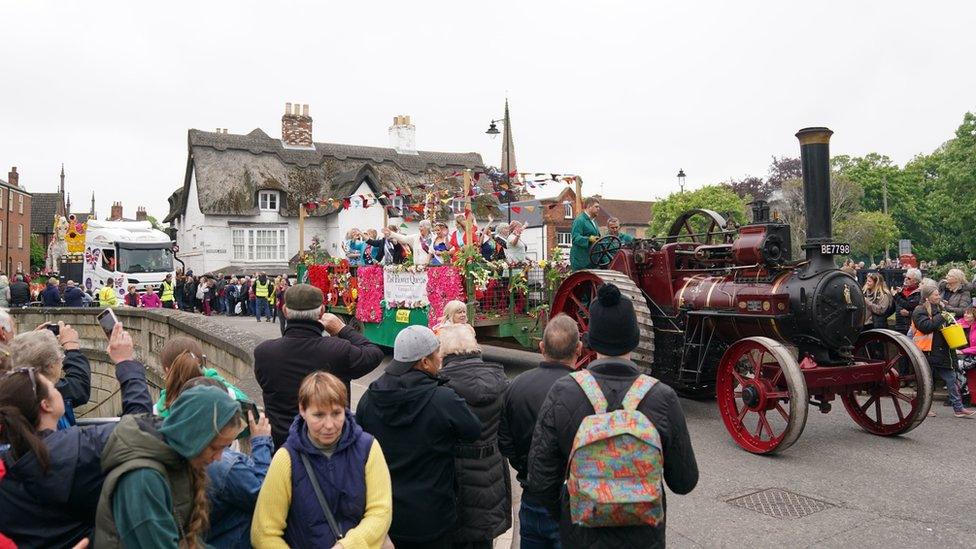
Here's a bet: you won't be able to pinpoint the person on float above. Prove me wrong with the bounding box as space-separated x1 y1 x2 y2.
387 219 435 266
430 221 451 266
141 285 162 308
499 314 581 548
893 268 922 334
607 217 634 244
504 221 527 263
912 283 976 418
62 280 86 307
528 282 698 548
254 272 273 323
0 324 153 547
363 228 381 264
252 371 393 548
436 325 512 548
450 213 478 250
939 268 972 318
569 197 602 271
356 325 481 549
93 385 244 548
366 225 406 265
344 227 367 267
433 300 468 334
479 226 498 261
124 284 140 307
862 272 893 329
494 224 510 261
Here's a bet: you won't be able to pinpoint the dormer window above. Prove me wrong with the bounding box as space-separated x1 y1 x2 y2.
259 190 279 212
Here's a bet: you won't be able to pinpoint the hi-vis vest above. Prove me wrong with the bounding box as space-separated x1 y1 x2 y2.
911 321 933 352
160 280 175 302
255 280 270 298
99 285 118 308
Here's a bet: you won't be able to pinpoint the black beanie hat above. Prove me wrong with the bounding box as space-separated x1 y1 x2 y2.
584 283 640 356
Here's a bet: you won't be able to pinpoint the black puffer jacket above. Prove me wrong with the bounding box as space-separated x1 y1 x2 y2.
439 353 512 542
528 359 698 549
893 287 921 333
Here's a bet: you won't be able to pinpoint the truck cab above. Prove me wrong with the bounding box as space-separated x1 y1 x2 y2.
83 220 174 298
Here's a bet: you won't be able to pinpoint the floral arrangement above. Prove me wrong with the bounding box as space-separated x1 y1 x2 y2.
427 266 465 327
355 265 385 323
307 265 331 296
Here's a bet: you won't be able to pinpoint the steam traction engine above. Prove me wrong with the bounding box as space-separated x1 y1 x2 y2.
552 127 933 454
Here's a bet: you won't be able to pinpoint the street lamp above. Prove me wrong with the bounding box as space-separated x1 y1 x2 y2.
677 169 686 193
485 101 514 223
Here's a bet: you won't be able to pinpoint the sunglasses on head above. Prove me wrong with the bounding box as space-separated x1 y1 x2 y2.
5 367 38 397
174 350 208 369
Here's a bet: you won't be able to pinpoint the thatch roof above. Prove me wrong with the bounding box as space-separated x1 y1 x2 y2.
164 128 487 223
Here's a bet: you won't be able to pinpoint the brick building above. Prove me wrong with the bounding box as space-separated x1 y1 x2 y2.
0 167 34 275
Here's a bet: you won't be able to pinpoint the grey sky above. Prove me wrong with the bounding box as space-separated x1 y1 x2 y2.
2 1 974 221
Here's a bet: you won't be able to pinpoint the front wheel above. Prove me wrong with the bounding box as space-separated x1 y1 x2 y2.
716 337 808 454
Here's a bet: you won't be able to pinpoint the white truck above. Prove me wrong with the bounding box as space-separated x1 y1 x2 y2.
82 219 175 298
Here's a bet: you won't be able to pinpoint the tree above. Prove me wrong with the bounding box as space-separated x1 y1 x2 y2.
30 236 46 272
724 175 770 201
145 215 164 232
648 185 747 238
778 174 864 255
837 211 899 263
766 156 802 190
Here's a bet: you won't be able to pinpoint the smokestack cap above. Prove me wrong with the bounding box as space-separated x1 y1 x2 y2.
796 127 833 145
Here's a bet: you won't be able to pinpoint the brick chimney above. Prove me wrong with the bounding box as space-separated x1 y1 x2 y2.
110 201 123 221
388 115 417 155
136 206 147 222
281 102 313 148
7 167 18 187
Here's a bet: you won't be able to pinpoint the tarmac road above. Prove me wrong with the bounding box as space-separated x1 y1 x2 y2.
215 314 976 548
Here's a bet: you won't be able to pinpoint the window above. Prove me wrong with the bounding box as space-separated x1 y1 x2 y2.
16 261 22 273
391 196 405 214
118 246 173 273
0 220 3 245
17 224 23 248
232 227 287 261
8 193 12 212
258 190 279 212
451 199 466 215
563 202 574 219
556 231 572 247
18 195 23 214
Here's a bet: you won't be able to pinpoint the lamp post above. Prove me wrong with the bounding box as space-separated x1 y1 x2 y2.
486 101 514 224
677 169 686 193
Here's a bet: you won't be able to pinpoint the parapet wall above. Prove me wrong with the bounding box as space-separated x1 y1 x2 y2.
8 308 264 418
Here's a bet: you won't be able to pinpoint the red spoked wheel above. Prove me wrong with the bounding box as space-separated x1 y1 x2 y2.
551 270 654 373
841 328 933 436
716 337 808 454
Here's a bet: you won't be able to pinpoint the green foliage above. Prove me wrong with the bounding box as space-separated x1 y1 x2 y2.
145 215 164 231
648 185 747 237
778 174 866 255
925 261 973 282
30 236 46 271
837 211 899 262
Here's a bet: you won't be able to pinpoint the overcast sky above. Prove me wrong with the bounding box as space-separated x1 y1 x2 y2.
2 1 974 221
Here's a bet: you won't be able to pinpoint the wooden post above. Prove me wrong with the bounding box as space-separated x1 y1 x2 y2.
463 169 473 247
574 176 584 214
298 204 306 256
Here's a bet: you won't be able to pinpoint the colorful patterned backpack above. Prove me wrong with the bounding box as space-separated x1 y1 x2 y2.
566 370 664 527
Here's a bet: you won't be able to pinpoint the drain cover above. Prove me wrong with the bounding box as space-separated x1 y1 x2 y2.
726 488 831 519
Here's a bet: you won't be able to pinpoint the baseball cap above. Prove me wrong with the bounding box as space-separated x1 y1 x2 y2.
386 325 440 375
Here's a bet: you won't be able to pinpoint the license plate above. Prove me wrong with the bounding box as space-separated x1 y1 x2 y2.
820 243 851 255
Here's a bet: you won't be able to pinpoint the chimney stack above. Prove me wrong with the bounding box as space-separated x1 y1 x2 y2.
110 201 123 221
389 115 417 155
7 167 18 187
136 206 147 222
281 102 313 148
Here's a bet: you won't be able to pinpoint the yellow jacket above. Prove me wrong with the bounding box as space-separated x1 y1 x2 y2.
98 285 119 308
251 440 392 549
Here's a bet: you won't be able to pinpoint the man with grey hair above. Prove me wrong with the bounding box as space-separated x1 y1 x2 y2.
894 267 923 334
388 219 435 265
607 217 634 244
9 322 91 429
499 313 582 548
253 283 384 446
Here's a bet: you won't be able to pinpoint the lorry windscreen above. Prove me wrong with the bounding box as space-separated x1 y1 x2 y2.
117 247 173 273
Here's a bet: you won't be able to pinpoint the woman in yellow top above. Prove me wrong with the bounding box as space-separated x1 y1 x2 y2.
252 371 392 549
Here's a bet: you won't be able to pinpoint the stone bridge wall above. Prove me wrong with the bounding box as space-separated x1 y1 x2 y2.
8 308 264 419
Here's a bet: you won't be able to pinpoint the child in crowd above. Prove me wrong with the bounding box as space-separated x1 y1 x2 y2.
154 336 249 418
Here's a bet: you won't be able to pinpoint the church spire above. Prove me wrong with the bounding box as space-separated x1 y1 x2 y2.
90 192 96 217
500 98 517 177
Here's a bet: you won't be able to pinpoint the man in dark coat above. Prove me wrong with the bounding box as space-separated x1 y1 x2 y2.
893 268 922 334
62 280 86 307
528 283 698 549
254 284 384 447
41 277 62 306
499 313 581 548
356 325 481 549
8 275 30 307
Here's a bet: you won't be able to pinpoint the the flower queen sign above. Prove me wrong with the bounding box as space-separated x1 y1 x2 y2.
383 269 430 309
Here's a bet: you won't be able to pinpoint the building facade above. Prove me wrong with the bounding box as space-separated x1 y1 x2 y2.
0 167 34 275
164 104 488 275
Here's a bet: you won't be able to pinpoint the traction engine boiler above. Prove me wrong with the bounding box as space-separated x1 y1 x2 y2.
553 127 932 454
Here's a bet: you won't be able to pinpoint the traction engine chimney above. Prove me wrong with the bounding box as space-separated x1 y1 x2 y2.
795 126 834 270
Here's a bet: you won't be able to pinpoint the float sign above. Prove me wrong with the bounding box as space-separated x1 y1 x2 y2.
384 270 429 306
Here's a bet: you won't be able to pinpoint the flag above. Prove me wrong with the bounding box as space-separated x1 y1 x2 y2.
526 205 536 212
512 206 522 214
342 198 351 209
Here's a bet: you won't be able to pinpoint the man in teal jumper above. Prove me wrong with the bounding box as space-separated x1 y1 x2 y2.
570 197 602 271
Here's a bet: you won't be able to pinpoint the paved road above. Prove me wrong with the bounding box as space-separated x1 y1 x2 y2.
212 314 976 548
